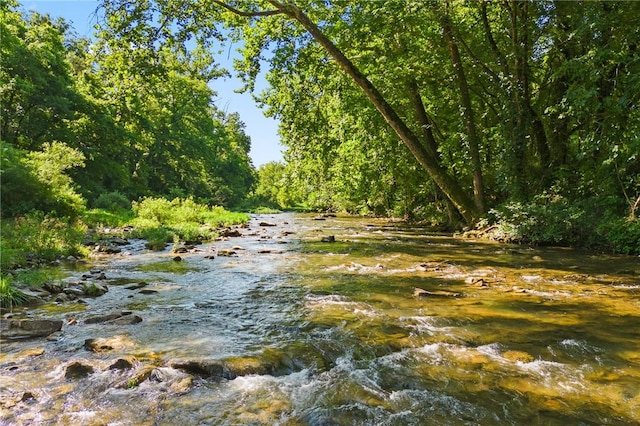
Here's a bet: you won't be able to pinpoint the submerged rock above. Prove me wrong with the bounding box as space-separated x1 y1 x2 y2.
84 313 123 324
148 367 193 392
84 312 141 325
413 288 461 298
502 350 535 363
0 318 63 340
20 391 37 402
65 361 94 379
465 277 490 287
116 366 154 389
84 334 136 352
221 356 273 378
110 314 142 325
124 282 148 290
82 282 109 297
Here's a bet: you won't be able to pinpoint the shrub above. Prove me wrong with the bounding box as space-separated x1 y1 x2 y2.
93 191 131 211
127 197 249 250
0 211 87 269
479 193 640 254
1 142 86 219
598 217 640 255
132 197 174 224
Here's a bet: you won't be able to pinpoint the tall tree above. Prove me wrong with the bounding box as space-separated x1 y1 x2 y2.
100 0 483 223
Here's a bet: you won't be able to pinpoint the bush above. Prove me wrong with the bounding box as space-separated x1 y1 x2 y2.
479 193 640 254
128 197 249 250
1 142 86 219
598 218 640 255
93 191 131 211
0 211 87 269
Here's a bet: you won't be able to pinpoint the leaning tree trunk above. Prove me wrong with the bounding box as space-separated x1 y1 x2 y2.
269 1 481 224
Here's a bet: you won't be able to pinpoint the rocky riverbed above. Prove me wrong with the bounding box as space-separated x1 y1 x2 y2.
1 213 639 425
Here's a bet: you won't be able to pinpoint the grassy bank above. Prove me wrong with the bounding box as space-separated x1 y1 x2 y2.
0 197 249 309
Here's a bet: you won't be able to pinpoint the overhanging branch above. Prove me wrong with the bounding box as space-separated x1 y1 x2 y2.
212 0 282 17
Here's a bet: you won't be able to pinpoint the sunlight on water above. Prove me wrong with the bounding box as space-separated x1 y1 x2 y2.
1 213 639 425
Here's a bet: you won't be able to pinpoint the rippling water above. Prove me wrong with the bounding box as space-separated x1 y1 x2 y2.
1 213 639 425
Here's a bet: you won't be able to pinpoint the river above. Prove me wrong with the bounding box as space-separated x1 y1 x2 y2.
1 213 639 425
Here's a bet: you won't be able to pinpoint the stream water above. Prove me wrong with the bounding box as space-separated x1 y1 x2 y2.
1 213 639 425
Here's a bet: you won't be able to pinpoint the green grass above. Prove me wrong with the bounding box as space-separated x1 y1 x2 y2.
84 197 250 250
0 211 88 270
0 197 250 307
0 276 29 310
83 208 133 228
125 197 250 250
249 206 282 214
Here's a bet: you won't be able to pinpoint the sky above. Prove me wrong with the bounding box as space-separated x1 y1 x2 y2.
19 0 284 168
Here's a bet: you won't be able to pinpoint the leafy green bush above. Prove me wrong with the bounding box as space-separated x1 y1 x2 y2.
1 142 86 219
128 197 249 250
0 212 87 269
93 191 131 211
132 197 175 224
132 197 202 224
598 218 640 255
170 223 210 243
132 226 173 250
479 193 640 254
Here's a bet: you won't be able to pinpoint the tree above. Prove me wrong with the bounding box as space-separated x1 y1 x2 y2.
0 2 77 150
99 0 483 223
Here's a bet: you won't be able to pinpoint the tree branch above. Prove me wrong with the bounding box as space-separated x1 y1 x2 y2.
212 0 282 17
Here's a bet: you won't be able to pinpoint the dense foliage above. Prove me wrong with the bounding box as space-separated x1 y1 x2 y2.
0 0 256 302
2 0 639 258
1 0 255 214
236 1 640 236
124 0 635 253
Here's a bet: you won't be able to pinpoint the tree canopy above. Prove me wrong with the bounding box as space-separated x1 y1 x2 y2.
1 0 255 216
95 0 639 224
2 0 639 252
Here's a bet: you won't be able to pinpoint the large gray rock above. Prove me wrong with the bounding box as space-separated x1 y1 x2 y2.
0 318 63 340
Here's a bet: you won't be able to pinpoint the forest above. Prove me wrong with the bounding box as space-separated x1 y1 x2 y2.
2 0 640 285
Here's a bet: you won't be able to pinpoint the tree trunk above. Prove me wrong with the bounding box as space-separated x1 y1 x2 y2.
508 0 531 200
439 9 486 213
270 1 481 223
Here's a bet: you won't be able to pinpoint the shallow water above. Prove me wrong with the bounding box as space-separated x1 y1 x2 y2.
1 213 639 425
